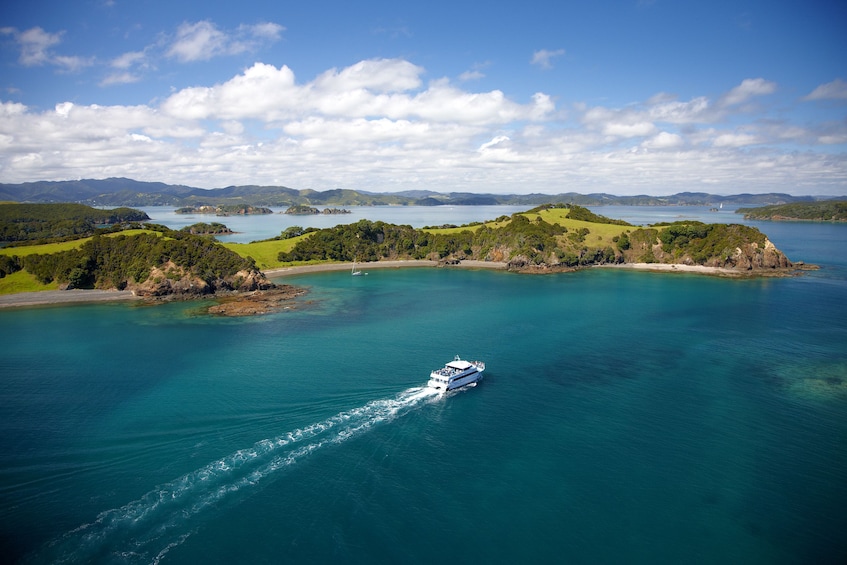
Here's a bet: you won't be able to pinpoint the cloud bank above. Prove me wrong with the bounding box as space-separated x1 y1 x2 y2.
0 53 845 194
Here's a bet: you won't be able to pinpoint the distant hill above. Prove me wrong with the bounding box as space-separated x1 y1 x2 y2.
737 201 847 221
0 177 842 207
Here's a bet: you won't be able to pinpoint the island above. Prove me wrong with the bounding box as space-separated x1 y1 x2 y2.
737 201 847 222
175 205 273 216
180 222 234 236
283 205 351 215
272 204 804 276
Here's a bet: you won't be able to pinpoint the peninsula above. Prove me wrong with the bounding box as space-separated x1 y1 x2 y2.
737 201 847 222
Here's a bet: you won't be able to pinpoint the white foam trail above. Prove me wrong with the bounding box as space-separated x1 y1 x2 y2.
30 387 438 564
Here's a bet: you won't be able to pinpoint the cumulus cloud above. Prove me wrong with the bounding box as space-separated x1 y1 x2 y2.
804 79 847 101
0 60 845 195
161 59 552 125
531 49 565 70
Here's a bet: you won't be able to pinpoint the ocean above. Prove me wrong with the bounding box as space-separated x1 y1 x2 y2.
1 207 845 564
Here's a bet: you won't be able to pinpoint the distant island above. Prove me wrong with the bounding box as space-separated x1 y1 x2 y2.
180 222 234 235
175 205 273 216
737 201 847 222
284 205 351 215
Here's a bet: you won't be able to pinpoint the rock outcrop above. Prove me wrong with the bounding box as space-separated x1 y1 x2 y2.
125 262 275 298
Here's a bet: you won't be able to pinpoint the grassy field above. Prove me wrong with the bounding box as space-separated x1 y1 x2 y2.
424 208 633 248
222 235 308 270
0 270 58 294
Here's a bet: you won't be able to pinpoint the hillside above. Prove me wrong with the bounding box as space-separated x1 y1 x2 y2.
737 201 847 221
269 204 797 275
1 177 841 207
0 203 150 243
1 227 274 297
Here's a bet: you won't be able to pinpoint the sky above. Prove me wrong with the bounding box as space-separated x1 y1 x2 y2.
1 0 846 196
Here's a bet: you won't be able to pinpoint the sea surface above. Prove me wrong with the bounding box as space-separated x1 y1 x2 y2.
1 206 846 564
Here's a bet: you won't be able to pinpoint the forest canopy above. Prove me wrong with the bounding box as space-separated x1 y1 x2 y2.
0 203 149 244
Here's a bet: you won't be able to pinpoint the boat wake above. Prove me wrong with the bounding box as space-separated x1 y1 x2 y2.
29 386 439 564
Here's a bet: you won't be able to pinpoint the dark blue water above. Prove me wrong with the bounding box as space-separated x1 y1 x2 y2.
1 210 845 564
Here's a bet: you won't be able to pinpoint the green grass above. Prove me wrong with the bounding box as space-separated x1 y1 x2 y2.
222 234 310 270
531 208 635 246
0 270 58 295
424 208 633 247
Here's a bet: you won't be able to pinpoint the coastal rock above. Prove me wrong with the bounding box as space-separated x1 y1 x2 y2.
125 263 275 298
207 286 309 316
700 239 792 271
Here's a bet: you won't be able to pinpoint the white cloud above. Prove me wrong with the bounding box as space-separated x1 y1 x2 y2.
459 70 485 81
604 121 657 138
100 72 141 86
713 132 758 147
804 79 847 101
641 131 684 149
166 20 283 63
161 60 551 126
0 59 845 195
531 49 565 70
479 136 510 151
167 21 230 62
1 26 93 71
721 78 776 106
111 51 147 70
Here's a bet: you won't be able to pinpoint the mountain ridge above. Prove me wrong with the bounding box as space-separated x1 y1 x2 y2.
1 177 842 207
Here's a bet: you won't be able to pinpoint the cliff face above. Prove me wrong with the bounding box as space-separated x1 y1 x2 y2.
636 237 793 272
704 239 793 271
125 263 274 298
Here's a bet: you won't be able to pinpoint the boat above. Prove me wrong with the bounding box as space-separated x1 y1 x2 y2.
352 260 363 276
427 355 485 392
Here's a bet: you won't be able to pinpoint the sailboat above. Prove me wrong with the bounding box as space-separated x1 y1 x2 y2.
352 260 363 276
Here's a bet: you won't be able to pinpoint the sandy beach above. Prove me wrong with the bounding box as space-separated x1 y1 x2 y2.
594 263 729 275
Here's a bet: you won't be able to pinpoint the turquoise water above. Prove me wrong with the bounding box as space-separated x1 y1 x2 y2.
1 212 846 563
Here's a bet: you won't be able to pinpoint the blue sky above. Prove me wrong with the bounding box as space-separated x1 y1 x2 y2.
1 0 845 195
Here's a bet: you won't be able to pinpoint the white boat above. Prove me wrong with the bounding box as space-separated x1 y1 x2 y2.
352 260 362 276
427 356 485 393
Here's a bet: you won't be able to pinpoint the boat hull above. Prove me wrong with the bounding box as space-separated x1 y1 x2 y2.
427 358 485 393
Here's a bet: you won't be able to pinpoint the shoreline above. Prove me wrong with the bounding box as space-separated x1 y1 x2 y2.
263 259 507 277
594 263 729 274
0 259 796 309
0 289 140 309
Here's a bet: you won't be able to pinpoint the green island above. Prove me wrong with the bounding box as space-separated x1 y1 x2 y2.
175 205 273 216
180 222 234 235
284 205 351 215
737 200 847 221
1 202 811 314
